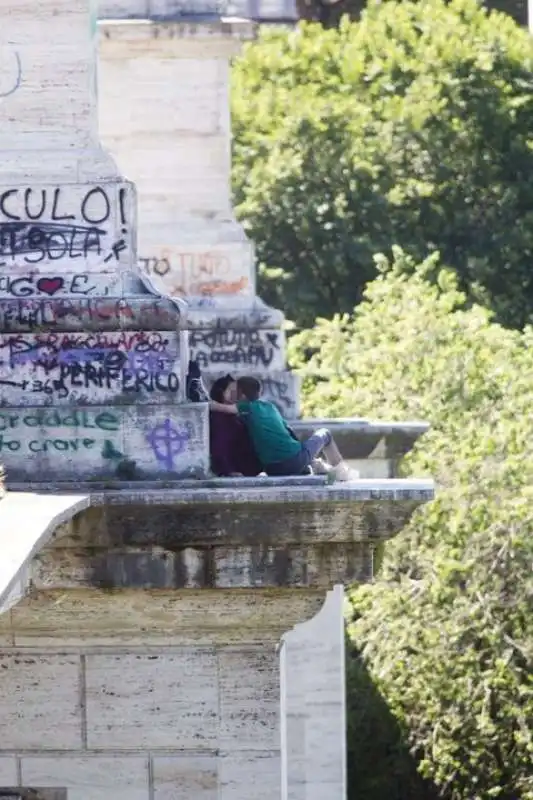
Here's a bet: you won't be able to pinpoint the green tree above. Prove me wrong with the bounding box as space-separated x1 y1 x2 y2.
295 0 528 28
296 0 366 27
288 249 533 800
231 1 533 330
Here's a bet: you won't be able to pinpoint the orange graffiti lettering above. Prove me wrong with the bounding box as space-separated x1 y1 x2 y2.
171 277 249 297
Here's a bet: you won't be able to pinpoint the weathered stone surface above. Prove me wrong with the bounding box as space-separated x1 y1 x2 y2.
0 404 209 482
219 646 279 750
189 326 286 373
0 756 18 784
98 20 254 275
6 590 325 646
0 654 82 750
38 491 428 548
20 757 149 800
98 15 300 415
219 752 280 800
0 0 208 485
85 651 219 749
99 0 228 17
86 478 434 506
146 752 281 800
0 293 184 333
0 626 13 646
0 330 186 406
2 479 431 597
186 301 284 331
152 755 217 800
2 791 66 800
31 542 371 590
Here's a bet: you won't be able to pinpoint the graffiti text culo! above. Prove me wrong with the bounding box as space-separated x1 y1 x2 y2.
0 184 131 267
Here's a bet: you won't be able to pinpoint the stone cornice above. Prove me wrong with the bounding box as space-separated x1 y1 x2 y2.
0 478 433 609
98 17 256 55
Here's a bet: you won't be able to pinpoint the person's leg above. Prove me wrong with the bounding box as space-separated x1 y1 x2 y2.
265 449 309 476
303 428 341 464
186 359 209 402
303 428 358 481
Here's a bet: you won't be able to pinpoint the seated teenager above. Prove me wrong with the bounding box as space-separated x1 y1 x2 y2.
209 375 262 477
210 376 358 481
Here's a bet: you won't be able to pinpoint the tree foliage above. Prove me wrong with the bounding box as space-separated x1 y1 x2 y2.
231 0 533 330
288 250 533 800
295 0 528 28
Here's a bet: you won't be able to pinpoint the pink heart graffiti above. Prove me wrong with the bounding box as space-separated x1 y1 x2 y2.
36 277 65 296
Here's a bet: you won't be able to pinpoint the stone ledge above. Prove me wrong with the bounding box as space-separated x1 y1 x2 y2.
6 477 434 505
8 474 328 492
292 418 430 475
91 477 434 505
0 294 185 333
0 478 433 609
98 16 257 41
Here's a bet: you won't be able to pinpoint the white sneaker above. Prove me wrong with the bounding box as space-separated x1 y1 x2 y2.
310 458 334 476
332 462 360 482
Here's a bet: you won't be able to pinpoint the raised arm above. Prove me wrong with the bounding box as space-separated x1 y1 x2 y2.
210 400 239 415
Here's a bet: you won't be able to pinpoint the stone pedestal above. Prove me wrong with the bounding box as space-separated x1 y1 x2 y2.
0 477 434 799
97 11 300 416
0 0 210 481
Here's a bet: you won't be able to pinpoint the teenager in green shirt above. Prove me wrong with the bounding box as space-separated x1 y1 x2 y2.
209 376 357 481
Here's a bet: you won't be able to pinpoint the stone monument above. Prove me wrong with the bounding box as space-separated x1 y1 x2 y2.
97 0 300 416
0 474 434 800
0 2 435 799
0 0 209 482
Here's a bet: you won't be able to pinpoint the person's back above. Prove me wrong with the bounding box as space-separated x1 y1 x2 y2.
209 374 262 477
237 397 302 467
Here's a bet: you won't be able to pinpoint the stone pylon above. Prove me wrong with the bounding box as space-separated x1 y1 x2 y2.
0 0 209 482
98 2 300 417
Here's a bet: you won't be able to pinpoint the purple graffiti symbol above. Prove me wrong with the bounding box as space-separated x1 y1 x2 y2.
146 419 190 471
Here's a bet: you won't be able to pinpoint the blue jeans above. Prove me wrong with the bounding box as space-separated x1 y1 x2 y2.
265 428 332 476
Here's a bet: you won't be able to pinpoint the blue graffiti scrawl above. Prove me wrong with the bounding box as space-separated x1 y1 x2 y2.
146 419 192 471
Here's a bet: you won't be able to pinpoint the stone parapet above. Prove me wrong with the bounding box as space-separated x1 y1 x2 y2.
293 418 430 477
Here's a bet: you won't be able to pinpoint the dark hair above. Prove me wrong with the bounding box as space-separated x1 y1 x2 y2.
210 374 235 403
236 376 262 401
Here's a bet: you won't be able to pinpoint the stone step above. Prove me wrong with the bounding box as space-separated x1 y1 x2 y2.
0 403 209 482
0 293 184 333
0 327 189 405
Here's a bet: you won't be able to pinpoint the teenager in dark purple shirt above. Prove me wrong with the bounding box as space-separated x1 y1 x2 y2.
209 375 262 477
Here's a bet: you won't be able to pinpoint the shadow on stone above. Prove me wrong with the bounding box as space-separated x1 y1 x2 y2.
346 633 439 800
